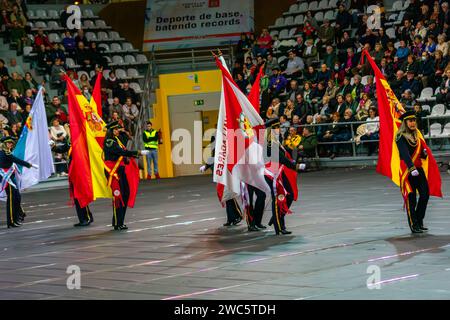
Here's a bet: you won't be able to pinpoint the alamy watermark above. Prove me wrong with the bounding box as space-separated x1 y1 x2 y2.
66 265 81 290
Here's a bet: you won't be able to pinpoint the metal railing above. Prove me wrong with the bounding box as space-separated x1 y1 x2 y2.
289 115 450 158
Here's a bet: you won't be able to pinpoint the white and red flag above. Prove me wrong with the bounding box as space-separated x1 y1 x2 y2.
213 56 270 202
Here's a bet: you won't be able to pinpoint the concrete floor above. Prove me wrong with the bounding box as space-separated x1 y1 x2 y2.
0 168 449 300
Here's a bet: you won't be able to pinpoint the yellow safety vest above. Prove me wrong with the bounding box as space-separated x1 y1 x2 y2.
143 130 158 149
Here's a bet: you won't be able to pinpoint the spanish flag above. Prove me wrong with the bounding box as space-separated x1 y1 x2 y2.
361 50 442 200
65 73 111 208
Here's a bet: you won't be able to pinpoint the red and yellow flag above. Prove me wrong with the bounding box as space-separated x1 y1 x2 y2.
361 50 442 199
65 73 111 207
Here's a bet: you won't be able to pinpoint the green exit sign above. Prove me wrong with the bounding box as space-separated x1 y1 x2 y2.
194 99 204 106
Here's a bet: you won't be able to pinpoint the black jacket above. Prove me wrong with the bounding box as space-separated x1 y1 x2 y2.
396 134 426 171
0 149 31 169
104 137 138 162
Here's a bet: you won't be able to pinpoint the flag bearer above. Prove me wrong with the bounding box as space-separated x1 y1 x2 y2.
0 136 37 228
396 111 430 234
104 121 148 230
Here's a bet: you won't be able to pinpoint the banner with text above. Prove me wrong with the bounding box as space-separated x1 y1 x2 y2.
143 0 254 51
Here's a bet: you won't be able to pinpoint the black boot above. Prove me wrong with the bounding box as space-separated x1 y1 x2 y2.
255 224 266 229
118 225 128 230
248 225 259 232
232 217 242 225
411 226 423 234
74 221 90 227
223 222 232 227
418 221 428 231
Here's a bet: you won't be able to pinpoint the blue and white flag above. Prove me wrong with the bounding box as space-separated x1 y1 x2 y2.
13 87 54 190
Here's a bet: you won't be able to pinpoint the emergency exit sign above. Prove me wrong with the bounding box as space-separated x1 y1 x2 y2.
194 99 204 106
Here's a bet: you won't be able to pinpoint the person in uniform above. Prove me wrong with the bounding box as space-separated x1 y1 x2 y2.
200 132 242 227
103 121 148 230
246 185 267 231
264 119 305 235
396 111 430 233
0 136 36 228
67 146 94 227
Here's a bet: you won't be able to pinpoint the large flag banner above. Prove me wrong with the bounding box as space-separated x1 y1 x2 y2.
13 87 54 190
65 73 111 208
361 50 442 199
143 0 254 51
213 56 270 202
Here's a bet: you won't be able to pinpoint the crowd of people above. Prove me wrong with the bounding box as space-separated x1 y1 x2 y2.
0 0 149 177
232 0 450 159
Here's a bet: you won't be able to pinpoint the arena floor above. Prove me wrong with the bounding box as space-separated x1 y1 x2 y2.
0 168 449 300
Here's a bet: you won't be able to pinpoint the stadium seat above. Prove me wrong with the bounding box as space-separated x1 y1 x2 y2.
112 55 126 66
103 69 111 79
36 9 47 19
278 56 287 64
23 46 34 56
34 21 47 29
109 31 123 41
394 41 401 49
422 105 431 113
95 20 108 28
386 28 396 39
83 20 95 29
284 16 294 27
127 68 142 79
270 30 279 38
115 69 127 79
122 42 136 52
288 27 297 38
308 1 318 11
28 10 35 18
48 33 61 43
86 32 97 42
288 4 299 13
129 82 143 94
83 9 95 18
402 0 411 10
104 56 112 64
328 0 338 8
89 70 96 78
48 10 59 19
387 0 403 12
417 87 435 102
97 31 109 41
274 17 284 27
98 43 110 52
298 3 308 13
47 21 60 30
65 58 80 69
431 104 446 117
279 29 289 39
314 11 324 22
441 123 450 137
136 54 149 64
318 0 328 10
324 10 335 21
110 43 122 52
294 15 304 25
124 55 137 64
429 123 442 137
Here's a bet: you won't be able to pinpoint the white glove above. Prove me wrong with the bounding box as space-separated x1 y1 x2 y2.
31 164 39 169
199 165 207 173
140 150 150 156
411 169 419 177
298 163 306 171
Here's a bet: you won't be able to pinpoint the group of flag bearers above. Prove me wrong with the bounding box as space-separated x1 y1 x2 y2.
0 51 443 237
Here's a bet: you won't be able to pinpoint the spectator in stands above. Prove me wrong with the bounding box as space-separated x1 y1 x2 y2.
76 41 93 71
49 43 66 63
81 85 91 100
266 98 281 120
371 43 385 65
89 42 107 68
310 81 326 111
8 58 23 77
324 79 338 102
50 118 68 177
317 64 331 83
50 58 65 95
426 19 439 38
283 99 295 121
413 103 430 134
360 28 377 51
397 19 414 45
236 33 251 63
7 102 22 125
335 3 352 41
268 67 286 98
106 70 121 98
418 51 435 88
117 80 139 106
256 28 272 57
424 35 437 54
78 73 91 91
23 88 33 106
345 93 358 114
122 97 139 134
283 126 301 157
34 28 52 50
279 115 290 136
1 9 12 43
282 50 304 81
400 89 416 109
318 19 334 48
7 121 21 139
10 4 26 26
7 88 24 108
108 97 123 121
286 80 302 102
7 72 24 94
343 48 359 77
302 39 318 67
265 53 279 76
75 29 88 47
323 45 338 69
21 103 31 126
433 50 448 84
351 75 364 102
359 107 380 156
355 93 371 121
438 2 450 30
376 28 390 49
395 40 410 62
9 19 28 55
302 20 316 39
338 76 353 97
303 65 318 84
236 73 249 94
402 70 422 97
436 34 449 57
298 125 317 159
22 72 38 94
304 10 319 30
0 59 8 77
413 21 428 40
436 68 450 104
50 118 67 143
36 44 52 75
334 94 347 117
302 81 312 105
62 30 76 55
46 96 68 125
412 35 425 58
